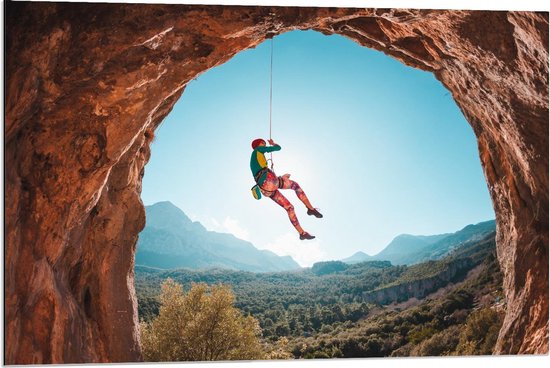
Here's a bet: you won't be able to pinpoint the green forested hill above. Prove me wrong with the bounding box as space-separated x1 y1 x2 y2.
291 247 504 358
135 259 401 325
135 232 500 353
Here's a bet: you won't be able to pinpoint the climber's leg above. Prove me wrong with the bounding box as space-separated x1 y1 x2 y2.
269 190 305 235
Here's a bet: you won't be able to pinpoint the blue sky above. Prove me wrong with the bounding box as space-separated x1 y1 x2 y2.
141 29 495 266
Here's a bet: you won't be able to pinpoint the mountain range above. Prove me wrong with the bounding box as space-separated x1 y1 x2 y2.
136 201 300 272
137 201 496 272
341 219 496 266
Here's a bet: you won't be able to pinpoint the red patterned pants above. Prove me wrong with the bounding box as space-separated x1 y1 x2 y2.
260 170 313 233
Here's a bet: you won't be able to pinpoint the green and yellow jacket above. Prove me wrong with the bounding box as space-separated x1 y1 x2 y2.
250 144 281 185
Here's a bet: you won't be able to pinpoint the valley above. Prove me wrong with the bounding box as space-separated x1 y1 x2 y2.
135 229 503 357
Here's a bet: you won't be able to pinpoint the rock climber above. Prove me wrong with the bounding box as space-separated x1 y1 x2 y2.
250 138 322 240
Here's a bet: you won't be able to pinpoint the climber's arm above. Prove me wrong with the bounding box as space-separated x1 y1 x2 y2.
257 143 281 153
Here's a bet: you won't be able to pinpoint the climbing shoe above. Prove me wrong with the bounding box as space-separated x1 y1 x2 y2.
307 208 323 218
300 232 315 240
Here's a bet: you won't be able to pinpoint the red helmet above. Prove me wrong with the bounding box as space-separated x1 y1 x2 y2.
251 138 265 149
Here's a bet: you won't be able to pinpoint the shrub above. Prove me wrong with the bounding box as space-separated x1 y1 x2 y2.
411 325 461 356
390 343 413 357
320 324 332 334
140 279 265 361
408 325 436 345
265 337 293 360
455 307 504 355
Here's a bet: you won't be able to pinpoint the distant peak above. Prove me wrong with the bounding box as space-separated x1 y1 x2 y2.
395 233 415 239
460 219 496 231
341 250 374 264
149 200 177 208
145 201 192 225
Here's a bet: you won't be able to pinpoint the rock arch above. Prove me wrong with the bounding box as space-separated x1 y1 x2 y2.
4 2 548 363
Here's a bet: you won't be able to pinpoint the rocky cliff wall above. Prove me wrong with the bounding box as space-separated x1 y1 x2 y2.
364 258 473 304
4 2 548 363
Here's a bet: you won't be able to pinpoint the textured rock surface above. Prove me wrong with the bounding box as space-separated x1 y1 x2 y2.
364 257 474 304
4 2 548 363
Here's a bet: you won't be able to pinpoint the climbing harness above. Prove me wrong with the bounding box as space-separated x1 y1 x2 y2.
251 166 277 200
254 167 270 184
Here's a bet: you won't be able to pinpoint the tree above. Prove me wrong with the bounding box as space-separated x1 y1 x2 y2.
311 261 348 275
455 307 503 355
411 325 461 356
265 337 293 359
140 279 265 361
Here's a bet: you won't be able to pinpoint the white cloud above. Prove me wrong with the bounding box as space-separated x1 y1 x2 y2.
208 217 221 231
222 217 250 241
194 215 251 241
188 215 326 265
259 232 327 267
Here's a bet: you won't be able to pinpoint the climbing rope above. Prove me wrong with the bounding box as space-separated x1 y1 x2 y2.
268 37 274 170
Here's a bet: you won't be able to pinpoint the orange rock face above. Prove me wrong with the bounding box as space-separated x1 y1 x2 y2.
4 2 548 363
